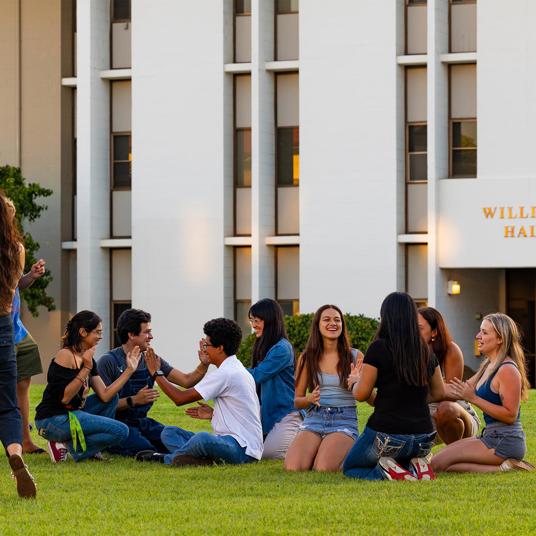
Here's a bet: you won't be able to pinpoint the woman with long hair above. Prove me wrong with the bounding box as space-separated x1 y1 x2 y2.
0 192 36 498
418 307 480 443
35 310 141 462
284 304 363 472
247 299 301 459
432 313 533 473
343 292 445 481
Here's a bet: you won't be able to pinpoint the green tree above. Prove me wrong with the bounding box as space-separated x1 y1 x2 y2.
0 165 55 316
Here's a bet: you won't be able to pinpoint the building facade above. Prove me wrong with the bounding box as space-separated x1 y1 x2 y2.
2 0 535 382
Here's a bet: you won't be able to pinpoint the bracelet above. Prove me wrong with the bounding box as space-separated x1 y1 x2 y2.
83 366 92 372
195 365 208 375
75 376 85 384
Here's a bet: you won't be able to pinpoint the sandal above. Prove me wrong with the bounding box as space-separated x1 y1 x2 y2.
8 454 37 499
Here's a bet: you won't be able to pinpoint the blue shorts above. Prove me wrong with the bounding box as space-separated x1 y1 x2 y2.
300 406 358 441
480 423 526 460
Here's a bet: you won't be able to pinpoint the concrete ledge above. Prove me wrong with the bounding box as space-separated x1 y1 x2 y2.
61 77 77 87
397 234 429 244
100 238 132 248
61 241 78 250
440 52 477 64
100 69 132 80
224 63 252 74
265 235 300 245
396 55 427 66
224 236 253 246
265 60 299 72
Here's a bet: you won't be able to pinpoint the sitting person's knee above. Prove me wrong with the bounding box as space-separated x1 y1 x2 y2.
435 402 459 425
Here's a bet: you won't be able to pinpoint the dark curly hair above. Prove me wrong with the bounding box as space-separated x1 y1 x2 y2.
203 318 242 357
117 308 151 344
62 310 102 352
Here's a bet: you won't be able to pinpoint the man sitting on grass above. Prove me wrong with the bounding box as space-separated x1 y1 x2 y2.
136 317 263 466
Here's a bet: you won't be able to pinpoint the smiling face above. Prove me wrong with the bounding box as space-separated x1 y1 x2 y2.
249 316 265 338
318 308 343 340
80 322 103 349
476 319 502 358
417 313 437 345
128 322 153 351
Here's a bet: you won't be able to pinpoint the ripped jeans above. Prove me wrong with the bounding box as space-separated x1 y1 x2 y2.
342 426 436 480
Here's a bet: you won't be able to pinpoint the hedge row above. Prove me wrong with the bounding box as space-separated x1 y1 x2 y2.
236 313 379 367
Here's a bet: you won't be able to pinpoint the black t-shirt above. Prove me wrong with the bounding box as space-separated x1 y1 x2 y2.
35 357 99 421
364 339 438 434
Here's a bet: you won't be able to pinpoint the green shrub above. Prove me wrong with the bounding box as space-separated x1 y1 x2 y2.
237 312 379 367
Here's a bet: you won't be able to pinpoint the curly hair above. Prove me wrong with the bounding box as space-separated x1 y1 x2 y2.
0 192 23 311
203 318 242 357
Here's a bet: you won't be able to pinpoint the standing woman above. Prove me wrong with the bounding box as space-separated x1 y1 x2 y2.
432 313 533 473
418 307 480 443
247 299 301 459
0 192 36 498
343 292 445 481
285 305 363 472
35 311 140 462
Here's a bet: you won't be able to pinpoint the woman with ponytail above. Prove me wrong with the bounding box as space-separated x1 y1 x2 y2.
35 311 140 462
432 313 533 473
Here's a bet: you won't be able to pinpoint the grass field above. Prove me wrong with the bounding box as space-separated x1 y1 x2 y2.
1 385 535 535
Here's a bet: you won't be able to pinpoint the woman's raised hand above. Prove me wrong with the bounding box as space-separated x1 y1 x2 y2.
82 346 96 369
347 362 362 390
126 345 141 372
307 385 321 407
449 377 476 403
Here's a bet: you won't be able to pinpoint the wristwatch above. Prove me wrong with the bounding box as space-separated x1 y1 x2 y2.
152 370 165 380
126 396 134 408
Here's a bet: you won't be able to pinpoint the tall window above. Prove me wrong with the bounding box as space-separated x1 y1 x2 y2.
234 247 252 338
276 0 299 61
450 64 477 178
110 249 132 346
405 0 427 55
406 244 427 307
234 0 251 63
276 246 299 316
449 0 477 53
111 0 131 69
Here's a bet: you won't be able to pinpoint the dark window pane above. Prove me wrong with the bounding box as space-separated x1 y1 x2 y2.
277 127 299 186
452 121 477 148
408 125 427 152
235 300 252 340
113 0 130 21
112 302 131 346
408 0 427 4
277 0 299 14
277 299 299 316
452 149 477 177
409 153 427 181
235 0 251 15
113 162 131 188
114 135 130 161
235 129 252 187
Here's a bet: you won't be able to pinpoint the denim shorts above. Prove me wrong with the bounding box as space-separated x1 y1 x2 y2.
300 406 358 441
480 423 526 460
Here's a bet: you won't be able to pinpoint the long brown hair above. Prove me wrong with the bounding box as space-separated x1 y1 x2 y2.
0 192 23 311
296 304 354 390
418 306 452 369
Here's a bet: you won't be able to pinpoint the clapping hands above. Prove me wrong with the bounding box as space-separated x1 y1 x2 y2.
144 347 160 375
126 346 141 372
448 377 477 403
186 401 214 420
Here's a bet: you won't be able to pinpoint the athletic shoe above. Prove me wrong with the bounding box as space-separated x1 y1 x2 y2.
47 441 68 463
171 454 213 467
8 454 37 499
410 457 436 480
135 450 166 463
500 459 535 472
378 457 417 481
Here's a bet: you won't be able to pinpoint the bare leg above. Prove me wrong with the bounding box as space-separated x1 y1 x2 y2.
6 443 23 457
16 377 40 452
312 432 355 472
284 431 322 471
446 462 502 473
431 436 504 473
434 401 476 444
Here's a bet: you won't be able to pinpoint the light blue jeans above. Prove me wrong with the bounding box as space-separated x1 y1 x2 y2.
161 426 256 466
343 426 436 480
35 394 128 461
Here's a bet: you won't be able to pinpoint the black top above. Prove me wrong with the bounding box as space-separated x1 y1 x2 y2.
35 357 99 420
364 339 438 434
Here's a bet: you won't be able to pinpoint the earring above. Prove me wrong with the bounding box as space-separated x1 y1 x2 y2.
431 337 435 342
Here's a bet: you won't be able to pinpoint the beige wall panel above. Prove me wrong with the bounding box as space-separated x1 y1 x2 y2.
112 190 132 237
0 0 20 165
407 182 427 233
235 75 251 128
451 3 476 53
277 186 299 235
112 249 132 301
277 246 299 299
235 15 251 63
235 247 252 300
112 80 132 132
276 13 299 60
451 64 476 119
235 187 252 235
407 244 428 300
112 22 131 69
277 73 299 127
406 67 427 122
407 5 427 55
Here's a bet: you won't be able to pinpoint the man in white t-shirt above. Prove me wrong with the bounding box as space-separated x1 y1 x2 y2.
138 318 263 466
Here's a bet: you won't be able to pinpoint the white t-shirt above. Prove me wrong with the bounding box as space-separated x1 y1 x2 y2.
195 355 263 460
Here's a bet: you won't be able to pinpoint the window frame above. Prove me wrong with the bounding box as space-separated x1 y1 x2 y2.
111 0 131 23
111 132 132 191
449 118 477 178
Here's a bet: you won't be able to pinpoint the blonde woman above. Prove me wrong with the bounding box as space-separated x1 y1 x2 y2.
432 313 533 473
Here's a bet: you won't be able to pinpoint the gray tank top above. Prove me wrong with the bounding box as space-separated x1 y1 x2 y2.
318 349 359 408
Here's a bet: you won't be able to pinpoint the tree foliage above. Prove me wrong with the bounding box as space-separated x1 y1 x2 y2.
0 165 55 316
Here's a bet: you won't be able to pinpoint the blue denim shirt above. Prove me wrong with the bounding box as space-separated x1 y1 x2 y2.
247 338 295 436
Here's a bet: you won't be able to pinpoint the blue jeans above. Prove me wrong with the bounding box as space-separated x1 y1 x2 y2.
343 426 436 480
0 316 22 448
108 417 169 456
161 426 256 466
35 394 128 461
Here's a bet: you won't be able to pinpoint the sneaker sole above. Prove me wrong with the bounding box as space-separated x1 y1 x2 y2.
378 457 417 481
172 454 213 467
8 455 37 499
410 457 436 480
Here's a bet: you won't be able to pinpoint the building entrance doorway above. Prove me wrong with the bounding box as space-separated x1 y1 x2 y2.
506 269 536 387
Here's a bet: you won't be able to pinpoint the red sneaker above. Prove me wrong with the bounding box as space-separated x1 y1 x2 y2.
410 457 436 480
47 441 68 463
378 457 417 481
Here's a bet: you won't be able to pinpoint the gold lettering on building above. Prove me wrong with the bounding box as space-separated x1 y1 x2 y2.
484 206 536 238
504 226 515 238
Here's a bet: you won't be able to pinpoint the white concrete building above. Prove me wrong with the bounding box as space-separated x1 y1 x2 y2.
2 0 536 383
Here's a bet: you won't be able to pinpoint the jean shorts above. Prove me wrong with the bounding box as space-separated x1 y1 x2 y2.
480 422 526 460
300 406 358 441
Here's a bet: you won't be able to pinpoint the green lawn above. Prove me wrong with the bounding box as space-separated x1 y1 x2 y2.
1 386 535 535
